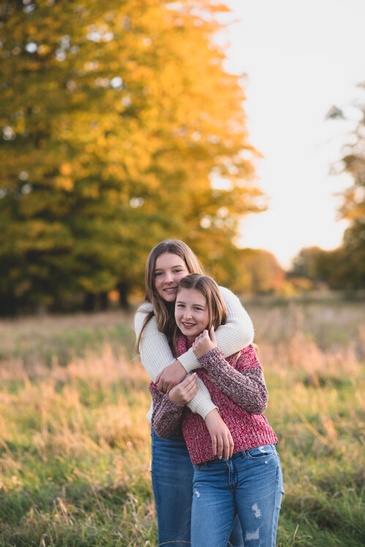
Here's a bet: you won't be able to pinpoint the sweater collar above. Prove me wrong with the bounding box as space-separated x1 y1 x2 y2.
175 333 193 356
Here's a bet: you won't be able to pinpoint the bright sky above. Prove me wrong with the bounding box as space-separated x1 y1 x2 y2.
223 0 365 268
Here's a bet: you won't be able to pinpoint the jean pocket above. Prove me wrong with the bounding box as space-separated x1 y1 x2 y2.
246 444 276 459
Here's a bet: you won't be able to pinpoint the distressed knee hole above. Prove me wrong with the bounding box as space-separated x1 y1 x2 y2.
251 502 261 518
245 528 260 541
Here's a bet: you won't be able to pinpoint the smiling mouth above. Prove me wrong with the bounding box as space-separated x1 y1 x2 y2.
182 322 196 329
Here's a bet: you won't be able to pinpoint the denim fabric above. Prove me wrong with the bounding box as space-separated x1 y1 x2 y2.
191 444 284 547
151 429 244 547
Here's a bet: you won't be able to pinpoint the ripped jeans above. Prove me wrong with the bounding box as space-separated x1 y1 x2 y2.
191 444 284 547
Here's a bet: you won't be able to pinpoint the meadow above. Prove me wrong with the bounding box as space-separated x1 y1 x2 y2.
0 296 364 546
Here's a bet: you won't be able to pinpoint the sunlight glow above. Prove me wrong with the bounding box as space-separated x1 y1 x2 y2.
224 0 365 267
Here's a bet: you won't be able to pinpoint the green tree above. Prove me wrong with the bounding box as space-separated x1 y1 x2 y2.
290 247 324 281
327 84 365 290
0 0 262 314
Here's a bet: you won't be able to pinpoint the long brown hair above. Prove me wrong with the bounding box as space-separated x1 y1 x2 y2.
136 240 204 350
172 273 227 349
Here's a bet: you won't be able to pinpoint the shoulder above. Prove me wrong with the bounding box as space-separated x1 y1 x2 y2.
218 285 239 302
237 344 261 369
218 285 231 296
134 301 153 331
135 301 153 314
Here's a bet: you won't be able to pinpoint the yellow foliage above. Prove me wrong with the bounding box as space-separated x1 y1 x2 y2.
54 176 74 191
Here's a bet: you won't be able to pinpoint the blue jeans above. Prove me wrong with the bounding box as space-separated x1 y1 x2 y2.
191 444 284 547
151 429 244 547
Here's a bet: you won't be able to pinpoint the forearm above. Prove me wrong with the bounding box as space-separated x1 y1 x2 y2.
149 384 183 438
135 304 217 418
134 305 176 381
186 377 217 418
198 348 268 413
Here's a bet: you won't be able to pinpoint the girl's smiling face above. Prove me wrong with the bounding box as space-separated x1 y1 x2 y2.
154 253 189 303
175 287 209 340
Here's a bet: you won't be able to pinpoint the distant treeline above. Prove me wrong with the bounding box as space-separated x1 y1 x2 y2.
0 1 364 315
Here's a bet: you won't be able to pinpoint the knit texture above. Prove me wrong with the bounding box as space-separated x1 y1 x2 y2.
150 337 278 464
135 286 254 420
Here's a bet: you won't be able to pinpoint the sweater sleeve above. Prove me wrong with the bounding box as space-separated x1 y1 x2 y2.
198 345 268 414
134 302 174 382
178 286 255 373
134 303 217 419
149 382 185 438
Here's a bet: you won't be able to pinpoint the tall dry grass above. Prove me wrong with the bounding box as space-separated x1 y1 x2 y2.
0 299 364 545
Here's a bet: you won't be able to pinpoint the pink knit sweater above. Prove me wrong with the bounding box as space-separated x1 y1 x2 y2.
149 337 278 465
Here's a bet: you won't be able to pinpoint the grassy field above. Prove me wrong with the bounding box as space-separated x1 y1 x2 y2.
0 298 364 546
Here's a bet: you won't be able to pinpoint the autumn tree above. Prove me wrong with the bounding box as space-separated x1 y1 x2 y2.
0 0 262 314
232 248 285 295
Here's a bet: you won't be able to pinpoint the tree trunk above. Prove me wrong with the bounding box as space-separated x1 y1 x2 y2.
117 282 130 309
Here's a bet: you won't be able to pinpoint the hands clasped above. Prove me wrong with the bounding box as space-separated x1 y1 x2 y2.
168 372 198 406
156 359 186 393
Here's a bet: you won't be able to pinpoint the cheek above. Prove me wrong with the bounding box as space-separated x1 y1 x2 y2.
201 313 209 327
154 280 164 295
176 272 188 283
154 276 162 287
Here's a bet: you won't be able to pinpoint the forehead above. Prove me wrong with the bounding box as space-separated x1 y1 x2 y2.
155 252 186 270
177 288 206 305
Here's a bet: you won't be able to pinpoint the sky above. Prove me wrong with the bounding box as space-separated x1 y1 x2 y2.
221 0 365 268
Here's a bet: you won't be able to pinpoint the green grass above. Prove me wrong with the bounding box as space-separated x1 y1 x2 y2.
0 299 364 546
0 310 135 367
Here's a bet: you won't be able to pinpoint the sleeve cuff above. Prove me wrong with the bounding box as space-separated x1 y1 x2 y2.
178 348 201 373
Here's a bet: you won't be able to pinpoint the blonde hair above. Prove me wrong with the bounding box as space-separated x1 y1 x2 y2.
136 240 204 350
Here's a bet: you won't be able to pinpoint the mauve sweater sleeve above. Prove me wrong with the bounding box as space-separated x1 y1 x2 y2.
149 382 184 438
198 346 268 414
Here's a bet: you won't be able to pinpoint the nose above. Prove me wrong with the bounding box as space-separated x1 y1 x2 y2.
183 307 192 319
164 272 174 284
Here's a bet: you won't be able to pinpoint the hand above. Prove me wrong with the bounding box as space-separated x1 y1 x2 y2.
155 360 186 393
192 327 217 358
169 373 198 405
205 408 234 460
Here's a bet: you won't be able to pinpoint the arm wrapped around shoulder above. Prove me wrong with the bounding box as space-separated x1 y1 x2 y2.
149 383 185 438
198 345 269 414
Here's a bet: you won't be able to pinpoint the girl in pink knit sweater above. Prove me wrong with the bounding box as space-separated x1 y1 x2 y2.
149 274 283 547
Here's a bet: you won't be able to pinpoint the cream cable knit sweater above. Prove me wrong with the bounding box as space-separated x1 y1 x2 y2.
134 286 254 421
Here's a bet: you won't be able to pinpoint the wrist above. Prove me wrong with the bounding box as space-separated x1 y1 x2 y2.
178 350 199 373
205 407 219 421
168 390 181 406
